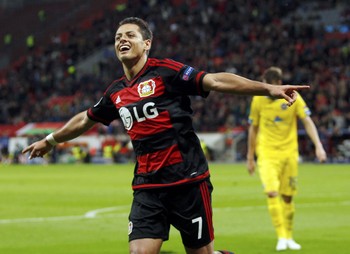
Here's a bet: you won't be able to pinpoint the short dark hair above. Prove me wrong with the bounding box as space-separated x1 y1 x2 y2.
118 17 153 41
262 67 282 84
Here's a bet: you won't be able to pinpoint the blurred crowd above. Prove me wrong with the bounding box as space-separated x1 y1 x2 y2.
0 0 349 139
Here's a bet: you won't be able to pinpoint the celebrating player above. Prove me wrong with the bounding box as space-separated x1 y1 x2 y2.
23 17 309 254
246 66 327 251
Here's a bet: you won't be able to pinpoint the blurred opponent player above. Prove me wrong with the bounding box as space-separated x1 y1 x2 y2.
246 66 327 251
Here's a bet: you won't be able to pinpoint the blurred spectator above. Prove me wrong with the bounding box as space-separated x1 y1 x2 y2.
38 9 46 23
3 33 12 47
1 0 349 161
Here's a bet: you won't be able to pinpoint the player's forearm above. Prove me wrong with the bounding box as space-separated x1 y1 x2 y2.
247 137 255 159
247 125 258 159
203 73 271 95
303 117 323 149
247 148 255 160
52 111 96 143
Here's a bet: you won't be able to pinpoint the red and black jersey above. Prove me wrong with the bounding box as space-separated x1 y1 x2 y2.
87 58 210 190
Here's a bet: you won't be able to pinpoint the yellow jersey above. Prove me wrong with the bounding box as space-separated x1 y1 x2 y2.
248 93 311 155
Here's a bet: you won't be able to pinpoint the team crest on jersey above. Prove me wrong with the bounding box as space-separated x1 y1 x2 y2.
137 79 156 97
281 103 288 110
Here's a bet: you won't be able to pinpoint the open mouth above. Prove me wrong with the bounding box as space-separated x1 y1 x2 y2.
119 45 130 53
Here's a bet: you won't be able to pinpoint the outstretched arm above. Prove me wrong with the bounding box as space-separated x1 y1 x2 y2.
203 73 309 106
22 111 96 159
300 116 327 162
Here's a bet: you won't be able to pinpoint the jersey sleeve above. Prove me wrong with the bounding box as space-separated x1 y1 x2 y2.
161 59 209 98
248 97 260 126
87 89 119 126
295 93 311 119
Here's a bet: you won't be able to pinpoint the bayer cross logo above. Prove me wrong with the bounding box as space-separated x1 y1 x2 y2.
137 79 156 97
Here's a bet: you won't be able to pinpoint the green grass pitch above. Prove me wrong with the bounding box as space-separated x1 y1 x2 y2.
0 163 349 253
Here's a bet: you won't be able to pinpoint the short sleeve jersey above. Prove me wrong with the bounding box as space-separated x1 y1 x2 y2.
87 58 210 190
248 93 311 155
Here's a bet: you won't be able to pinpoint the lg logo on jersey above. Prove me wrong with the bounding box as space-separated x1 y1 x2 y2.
119 102 159 130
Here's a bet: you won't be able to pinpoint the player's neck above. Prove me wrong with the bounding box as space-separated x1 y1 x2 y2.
122 55 148 81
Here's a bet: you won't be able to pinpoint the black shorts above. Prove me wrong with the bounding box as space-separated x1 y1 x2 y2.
128 178 214 249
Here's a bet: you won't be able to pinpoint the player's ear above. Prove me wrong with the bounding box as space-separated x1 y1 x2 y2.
144 39 151 51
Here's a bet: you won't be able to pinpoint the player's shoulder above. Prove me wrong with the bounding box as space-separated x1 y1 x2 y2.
294 91 307 105
295 91 305 100
148 57 184 71
252 95 271 103
103 77 125 95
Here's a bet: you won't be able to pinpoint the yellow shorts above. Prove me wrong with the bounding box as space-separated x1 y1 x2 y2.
257 151 298 196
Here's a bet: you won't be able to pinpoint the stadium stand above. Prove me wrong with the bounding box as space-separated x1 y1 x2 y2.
0 0 349 162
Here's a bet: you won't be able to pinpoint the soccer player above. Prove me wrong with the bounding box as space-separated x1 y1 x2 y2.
23 17 309 254
246 67 327 251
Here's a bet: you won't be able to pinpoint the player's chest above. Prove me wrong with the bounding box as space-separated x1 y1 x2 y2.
111 76 166 108
111 76 168 128
260 100 294 124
